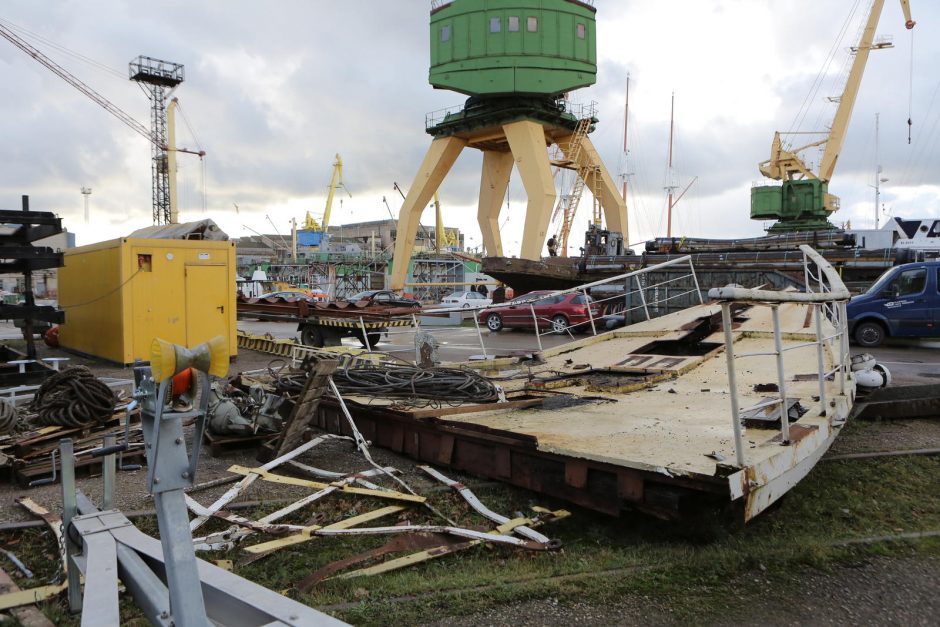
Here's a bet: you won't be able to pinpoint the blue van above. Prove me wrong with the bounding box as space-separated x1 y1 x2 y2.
846 260 940 347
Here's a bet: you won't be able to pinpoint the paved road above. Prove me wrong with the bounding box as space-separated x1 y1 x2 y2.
237 318 939 381
238 318 573 362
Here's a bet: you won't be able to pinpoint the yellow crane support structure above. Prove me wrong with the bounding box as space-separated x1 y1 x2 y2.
304 154 350 231
551 116 599 257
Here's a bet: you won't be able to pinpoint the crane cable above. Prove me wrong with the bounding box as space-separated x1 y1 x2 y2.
907 28 915 144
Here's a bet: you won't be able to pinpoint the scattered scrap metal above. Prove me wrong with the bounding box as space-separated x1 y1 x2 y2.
183 377 568 587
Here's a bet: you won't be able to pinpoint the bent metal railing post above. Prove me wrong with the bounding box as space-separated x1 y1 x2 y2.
530 304 543 351
582 288 598 335
770 305 791 444
708 245 850 467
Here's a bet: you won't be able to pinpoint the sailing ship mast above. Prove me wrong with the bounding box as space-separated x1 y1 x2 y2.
666 92 676 237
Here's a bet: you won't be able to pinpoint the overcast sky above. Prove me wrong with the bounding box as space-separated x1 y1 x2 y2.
1 0 938 255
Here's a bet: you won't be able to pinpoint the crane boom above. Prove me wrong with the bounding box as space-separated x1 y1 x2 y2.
0 23 206 160
322 154 348 232
818 0 915 181
0 22 154 144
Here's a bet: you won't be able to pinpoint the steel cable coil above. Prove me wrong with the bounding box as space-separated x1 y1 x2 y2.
30 366 117 428
0 398 19 435
333 363 499 406
273 360 500 407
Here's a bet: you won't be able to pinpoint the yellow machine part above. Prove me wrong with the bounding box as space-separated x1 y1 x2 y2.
58 238 238 365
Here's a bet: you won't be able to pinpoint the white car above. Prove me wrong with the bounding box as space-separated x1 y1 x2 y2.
439 290 492 309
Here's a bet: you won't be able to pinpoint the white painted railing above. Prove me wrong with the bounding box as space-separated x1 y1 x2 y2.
707 245 851 467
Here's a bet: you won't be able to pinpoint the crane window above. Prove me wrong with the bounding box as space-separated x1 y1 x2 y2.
490 17 501 33
527 16 538 32
440 25 451 42
508 16 519 32
576 23 585 39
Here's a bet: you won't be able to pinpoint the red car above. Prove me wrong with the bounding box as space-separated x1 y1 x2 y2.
476 290 601 333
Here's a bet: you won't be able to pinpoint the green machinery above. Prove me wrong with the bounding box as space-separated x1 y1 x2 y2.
391 0 627 289
429 0 596 98
750 0 915 233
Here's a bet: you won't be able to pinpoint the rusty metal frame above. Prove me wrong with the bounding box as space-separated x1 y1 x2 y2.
313 400 729 519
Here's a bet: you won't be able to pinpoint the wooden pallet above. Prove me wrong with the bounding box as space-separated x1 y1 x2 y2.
7 407 146 487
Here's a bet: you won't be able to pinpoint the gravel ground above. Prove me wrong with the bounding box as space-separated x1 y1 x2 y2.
3 338 940 625
0 344 432 524
828 418 940 456
422 556 940 626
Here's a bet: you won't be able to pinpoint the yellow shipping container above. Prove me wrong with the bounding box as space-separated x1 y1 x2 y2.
58 237 237 365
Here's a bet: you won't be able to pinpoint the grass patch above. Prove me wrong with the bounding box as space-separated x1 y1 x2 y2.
3 423 938 625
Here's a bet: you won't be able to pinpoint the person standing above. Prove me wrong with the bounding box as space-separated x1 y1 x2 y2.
492 283 506 304
547 236 558 257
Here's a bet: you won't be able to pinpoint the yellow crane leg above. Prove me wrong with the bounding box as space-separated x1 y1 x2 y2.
557 133 629 244
578 135 628 242
477 150 514 258
390 136 466 290
503 120 556 261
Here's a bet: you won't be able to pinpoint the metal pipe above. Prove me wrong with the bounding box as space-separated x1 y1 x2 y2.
115 543 172 626
60 438 82 613
771 306 791 444
471 309 488 359
582 289 597 335
689 259 704 304
814 303 827 416
529 304 543 351
358 316 372 352
720 304 745 467
839 302 848 395
102 434 115 510
635 275 650 320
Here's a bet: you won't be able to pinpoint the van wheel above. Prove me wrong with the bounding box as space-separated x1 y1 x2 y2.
854 321 886 348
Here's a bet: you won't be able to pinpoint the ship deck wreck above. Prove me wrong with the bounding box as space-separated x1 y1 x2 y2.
314 245 855 525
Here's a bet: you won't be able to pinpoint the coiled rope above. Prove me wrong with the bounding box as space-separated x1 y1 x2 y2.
30 366 117 427
0 398 19 435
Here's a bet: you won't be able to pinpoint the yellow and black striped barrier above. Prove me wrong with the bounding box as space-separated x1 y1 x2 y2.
313 318 413 329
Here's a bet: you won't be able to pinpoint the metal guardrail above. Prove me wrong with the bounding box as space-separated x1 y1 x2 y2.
707 245 851 467
387 255 704 359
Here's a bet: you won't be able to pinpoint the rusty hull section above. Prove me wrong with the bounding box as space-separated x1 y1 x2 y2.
314 400 731 520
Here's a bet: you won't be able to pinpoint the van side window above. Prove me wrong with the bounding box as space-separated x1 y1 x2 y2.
891 268 927 297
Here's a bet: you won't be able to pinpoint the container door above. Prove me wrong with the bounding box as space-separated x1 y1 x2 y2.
185 264 228 347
